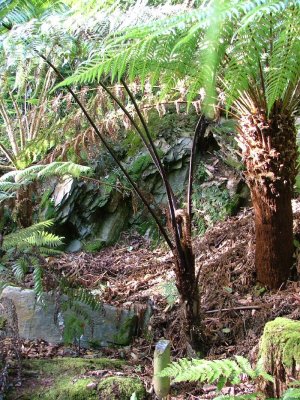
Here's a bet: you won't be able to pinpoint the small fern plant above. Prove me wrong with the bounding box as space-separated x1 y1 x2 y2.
1 219 63 299
0 161 91 202
159 356 273 392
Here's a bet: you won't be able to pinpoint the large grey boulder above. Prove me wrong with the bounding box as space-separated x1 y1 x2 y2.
0 286 141 347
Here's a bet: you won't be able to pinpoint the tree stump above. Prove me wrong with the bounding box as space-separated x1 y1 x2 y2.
258 317 300 398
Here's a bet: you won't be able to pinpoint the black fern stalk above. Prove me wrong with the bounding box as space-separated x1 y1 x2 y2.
14 45 209 351
43 55 208 351
37 54 173 249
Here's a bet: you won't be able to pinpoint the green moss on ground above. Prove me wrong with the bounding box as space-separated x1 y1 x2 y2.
98 376 146 400
32 377 97 400
7 357 125 400
259 317 300 369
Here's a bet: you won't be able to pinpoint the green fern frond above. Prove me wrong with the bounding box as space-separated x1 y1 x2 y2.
57 0 300 119
62 285 102 311
0 191 14 202
24 231 63 248
0 181 22 191
234 356 256 379
37 247 62 256
283 388 300 400
254 358 274 383
12 256 29 281
0 163 91 186
3 220 55 250
0 170 19 182
160 356 273 388
37 162 91 179
33 265 43 300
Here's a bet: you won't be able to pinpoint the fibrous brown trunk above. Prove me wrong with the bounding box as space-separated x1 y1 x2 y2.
238 107 298 289
251 184 293 288
172 211 202 353
15 185 33 228
174 249 202 353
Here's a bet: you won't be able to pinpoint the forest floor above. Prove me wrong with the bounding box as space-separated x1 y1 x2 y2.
5 202 300 399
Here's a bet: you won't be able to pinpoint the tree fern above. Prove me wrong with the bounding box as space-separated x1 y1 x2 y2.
57 0 300 118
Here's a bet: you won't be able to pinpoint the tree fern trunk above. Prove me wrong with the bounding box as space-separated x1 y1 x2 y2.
251 182 293 288
16 185 33 228
238 109 297 289
173 244 202 353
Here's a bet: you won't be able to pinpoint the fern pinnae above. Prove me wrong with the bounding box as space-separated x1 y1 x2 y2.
0 192 15 202
33 265 43 300
12 257 29 281
159 356 272 388
0 181 22 191
37 247 62 256
235 355 256 379
24 231 63 248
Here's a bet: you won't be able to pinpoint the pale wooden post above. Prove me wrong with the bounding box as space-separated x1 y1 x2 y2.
153 339 171 399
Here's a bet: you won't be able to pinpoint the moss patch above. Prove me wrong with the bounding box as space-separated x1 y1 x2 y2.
7 357 125 400
31 377 97 400
259 317 300 369
98 376 146 400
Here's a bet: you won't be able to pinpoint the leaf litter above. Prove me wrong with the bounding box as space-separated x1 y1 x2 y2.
4 202 300 399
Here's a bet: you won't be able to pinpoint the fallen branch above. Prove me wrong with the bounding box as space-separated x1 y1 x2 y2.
205 305 264 314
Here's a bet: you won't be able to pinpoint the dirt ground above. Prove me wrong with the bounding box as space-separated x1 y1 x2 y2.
4 202 300 399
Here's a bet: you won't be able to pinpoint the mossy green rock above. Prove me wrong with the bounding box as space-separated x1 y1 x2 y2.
7 357 124 400
259 317 300 398
98 376 146 400
259 317 300 369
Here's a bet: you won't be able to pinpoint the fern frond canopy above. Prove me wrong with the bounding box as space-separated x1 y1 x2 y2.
57 0 300 118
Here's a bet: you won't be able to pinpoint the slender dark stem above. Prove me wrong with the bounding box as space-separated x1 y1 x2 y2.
97 82 160 165
122 81 178 209
100 79 180 244
96 79 184 259
120 79 180 235
98 80 179 234
2 22 178 253
187 116 209 232
120 80 162 171
37 54 173 250
99 81 186 263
